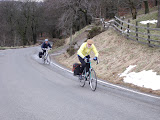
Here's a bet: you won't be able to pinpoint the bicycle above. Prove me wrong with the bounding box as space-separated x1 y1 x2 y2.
79 58 99 91
42 48 51 64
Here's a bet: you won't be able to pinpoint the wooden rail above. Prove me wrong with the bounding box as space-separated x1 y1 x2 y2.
111 16 160 47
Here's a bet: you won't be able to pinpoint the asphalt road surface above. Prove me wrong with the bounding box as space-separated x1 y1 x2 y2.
0 47 160 120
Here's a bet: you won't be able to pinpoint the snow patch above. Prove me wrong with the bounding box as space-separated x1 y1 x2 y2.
140 20 157 24
120 65 160 90
120 65 136 77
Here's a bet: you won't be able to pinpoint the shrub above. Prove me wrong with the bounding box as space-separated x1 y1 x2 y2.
0 47 5 50
52 39 65 48
72 41 77 45
67 45 77 56
87 27 102 39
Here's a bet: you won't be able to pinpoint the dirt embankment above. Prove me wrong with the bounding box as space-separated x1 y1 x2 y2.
54 28 160 95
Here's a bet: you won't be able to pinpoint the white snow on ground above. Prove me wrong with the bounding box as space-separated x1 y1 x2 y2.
120 65 160 90
120 65 136 77
140 20 157 24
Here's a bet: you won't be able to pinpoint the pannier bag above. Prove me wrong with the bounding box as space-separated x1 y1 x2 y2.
72 63 81 76
39 52 43 58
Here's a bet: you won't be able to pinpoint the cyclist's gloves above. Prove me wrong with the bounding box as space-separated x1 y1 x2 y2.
83 57 87 60
83 57 88 62
93 57 97 61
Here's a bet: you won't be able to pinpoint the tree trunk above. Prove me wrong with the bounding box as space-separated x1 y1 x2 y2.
131 7 137 19
33 33 37 44
157 1 160 28
31 25 37 44
3 34 6 47
14 31 17 46
85 12 88 25
22 32 28 46
144 0 149 14
155 0 158 6
79 8 88 26
129 0 137 20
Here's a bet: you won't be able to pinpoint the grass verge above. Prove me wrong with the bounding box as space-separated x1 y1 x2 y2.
54 28 160 95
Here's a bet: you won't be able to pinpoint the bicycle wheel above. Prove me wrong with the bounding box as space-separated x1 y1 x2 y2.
89 69 97 91
47 54 51 64
43 54 46 64
42 55 45 64
79 75 85 87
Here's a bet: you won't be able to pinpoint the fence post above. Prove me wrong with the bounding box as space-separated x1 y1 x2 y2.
102 18 105 30
121 21 123 31
70 26 72 46
136 21 138 41
147 23 151 46
127 19 130 39
121 17 124 31
115 17 118 27
114 17 118 27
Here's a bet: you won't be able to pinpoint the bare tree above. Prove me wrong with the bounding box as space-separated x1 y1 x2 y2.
155 0 158 6
0 1 19 46
157 0 160 28
103 0 121 18
16 0 42 45
30 1 42 44
1 0 131 46
144 0 149 14
120 0 143 19
52 0 93 35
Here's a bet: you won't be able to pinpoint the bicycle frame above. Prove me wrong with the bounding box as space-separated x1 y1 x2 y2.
83 58 98 78
42 48 51 64
83 60 92 80
80 58 98 91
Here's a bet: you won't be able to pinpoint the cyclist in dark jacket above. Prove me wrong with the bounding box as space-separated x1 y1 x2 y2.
41 39 52 54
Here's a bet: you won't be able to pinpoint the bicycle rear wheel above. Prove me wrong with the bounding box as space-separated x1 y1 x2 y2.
79 75 85 87
42 55 46 64
44 58 46 64
89 69 97 91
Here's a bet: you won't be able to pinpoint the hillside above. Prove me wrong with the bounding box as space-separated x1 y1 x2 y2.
54 27 160 95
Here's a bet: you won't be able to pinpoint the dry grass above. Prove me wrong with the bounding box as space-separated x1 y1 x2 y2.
55 28 160 95
65 26 89 45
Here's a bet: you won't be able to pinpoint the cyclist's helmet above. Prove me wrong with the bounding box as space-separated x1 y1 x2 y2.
87 39 94 44
45 39 48 42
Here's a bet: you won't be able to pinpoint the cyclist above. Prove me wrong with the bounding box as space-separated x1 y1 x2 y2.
41 39 52 54
77 39 99 79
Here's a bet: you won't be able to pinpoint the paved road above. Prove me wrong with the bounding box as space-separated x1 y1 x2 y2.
0 47 160 120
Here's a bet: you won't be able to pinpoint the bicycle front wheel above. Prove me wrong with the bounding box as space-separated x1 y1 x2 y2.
89 69 97 91
47 54 51 64
42 56 46 64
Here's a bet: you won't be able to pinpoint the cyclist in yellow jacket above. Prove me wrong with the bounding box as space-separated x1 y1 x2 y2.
77 39 98 79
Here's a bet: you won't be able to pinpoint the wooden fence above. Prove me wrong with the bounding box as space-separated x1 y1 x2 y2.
111 16 160 47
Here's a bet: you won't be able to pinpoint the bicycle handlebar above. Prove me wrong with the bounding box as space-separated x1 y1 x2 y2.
85 58 99 64
42 48 52 50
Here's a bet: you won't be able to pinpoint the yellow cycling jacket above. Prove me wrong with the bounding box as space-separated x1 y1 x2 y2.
77 42 99 58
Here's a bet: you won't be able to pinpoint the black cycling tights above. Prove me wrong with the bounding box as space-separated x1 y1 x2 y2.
78 55 90 74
